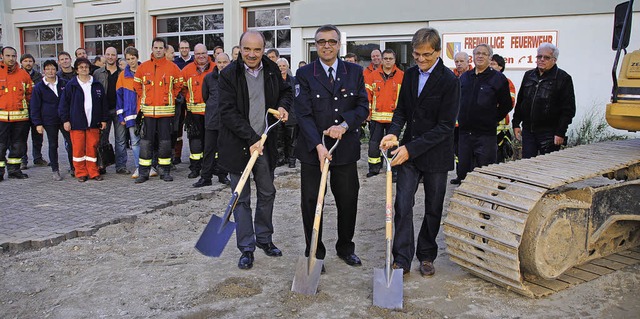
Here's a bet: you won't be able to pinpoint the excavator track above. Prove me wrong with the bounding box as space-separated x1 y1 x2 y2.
443 139 640 298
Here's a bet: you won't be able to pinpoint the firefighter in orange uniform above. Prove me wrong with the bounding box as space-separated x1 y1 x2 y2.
0 47 33 181
365 48 404 177
133 38 183 183
181 43 216 179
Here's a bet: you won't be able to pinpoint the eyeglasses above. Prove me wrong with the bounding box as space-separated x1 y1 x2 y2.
316 39 339 47
412 49 437 59
473 51 490 57
536 55 554 61
382 57 395 61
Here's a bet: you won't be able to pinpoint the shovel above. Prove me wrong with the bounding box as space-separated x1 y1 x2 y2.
291 135 339 295
373 143 403 309
195 109 283 257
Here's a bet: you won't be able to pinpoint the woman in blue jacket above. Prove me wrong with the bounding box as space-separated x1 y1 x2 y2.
58 58 108 182
30 60 72 181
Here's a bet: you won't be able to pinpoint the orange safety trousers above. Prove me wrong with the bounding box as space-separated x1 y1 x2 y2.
70 128 101 178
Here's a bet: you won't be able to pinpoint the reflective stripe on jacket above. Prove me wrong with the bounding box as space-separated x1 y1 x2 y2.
182 60 215 115
133 54 183 118
0 62 33 122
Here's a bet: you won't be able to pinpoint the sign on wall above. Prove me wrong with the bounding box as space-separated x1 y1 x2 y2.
442 31 558 70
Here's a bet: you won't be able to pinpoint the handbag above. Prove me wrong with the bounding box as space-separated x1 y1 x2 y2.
97 136 116 168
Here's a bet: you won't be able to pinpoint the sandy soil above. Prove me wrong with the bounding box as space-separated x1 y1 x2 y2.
1 163 639 319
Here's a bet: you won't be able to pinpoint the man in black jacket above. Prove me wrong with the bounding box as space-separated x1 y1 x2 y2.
512 43 575 158
380 27 460 277
217 31 291 270
452 44 512 184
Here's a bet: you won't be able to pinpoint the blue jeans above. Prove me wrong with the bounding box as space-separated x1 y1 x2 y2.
128 126 141 169
392 162 448 267
521 129 559 159
229 154 276 252
100 109 128 169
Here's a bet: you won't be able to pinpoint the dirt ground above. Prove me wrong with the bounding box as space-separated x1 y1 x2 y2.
1 161 639 319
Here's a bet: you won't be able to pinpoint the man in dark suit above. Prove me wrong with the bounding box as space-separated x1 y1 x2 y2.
217 31 291 270
295 24 369 268
380 27 460 277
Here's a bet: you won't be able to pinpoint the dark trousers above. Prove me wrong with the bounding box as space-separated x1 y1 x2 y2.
187 114 205 172
43 124 73 172
22 124 44 163
300 162 359 259
100 108 128 170
521 129 560 159
139 117 172 176
284 124 298 164
392 162 448 267
453 126 460 177
229 154 276 252
200 128 226 180
0 121 30 173
367 121 391 173
457 131 497 180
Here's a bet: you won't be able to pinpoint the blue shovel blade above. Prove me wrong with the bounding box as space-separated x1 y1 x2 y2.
195 214 237 257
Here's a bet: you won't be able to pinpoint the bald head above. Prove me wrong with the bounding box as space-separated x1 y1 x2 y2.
240 31 265 70
215 52 231 71
105 47 118 66
194 43 209 66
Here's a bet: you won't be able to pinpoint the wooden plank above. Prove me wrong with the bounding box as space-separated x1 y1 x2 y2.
590 258 628 270
556 273 585 285
526 277 571 292
604 253 638 265
564 268 599 281
575 263 615 276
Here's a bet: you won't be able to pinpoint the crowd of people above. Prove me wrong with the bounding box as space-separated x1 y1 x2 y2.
0 25 575 275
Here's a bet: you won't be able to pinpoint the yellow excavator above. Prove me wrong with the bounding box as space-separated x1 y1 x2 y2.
443 1 640 297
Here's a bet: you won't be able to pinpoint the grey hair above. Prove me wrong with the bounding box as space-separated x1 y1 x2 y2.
473 44 493 57
538 42 559 59
276 57 289 67
454 51 469 60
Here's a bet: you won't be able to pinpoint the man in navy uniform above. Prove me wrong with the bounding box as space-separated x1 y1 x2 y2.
294 24 369 268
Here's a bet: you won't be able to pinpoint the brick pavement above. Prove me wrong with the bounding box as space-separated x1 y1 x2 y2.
0 132 232 253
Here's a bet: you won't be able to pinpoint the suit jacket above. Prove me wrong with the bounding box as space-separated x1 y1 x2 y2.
217 55 292 174
389 58 460 173
294 59 369 166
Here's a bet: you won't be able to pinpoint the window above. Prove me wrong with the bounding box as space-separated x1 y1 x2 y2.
247 6 291 56
156 12 224 56
22 25 64 71
83 20 135 57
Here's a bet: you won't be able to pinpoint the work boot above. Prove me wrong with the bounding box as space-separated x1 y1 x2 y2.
188 169 200 179
8 171 29 179
188 159 201 178
135 166 151 184
161 166 173 182
288 158 296 168
218 174 231 185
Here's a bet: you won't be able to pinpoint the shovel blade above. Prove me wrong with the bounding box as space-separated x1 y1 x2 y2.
291 256 323 295
195 215 236 257
372 268 403 309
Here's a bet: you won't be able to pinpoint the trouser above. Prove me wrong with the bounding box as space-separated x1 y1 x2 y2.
392 162 448 267
127 126 141 169
229 154 276 252
22 124 44 164
284 124 298 164
276 122 286 165
453 126 460 177
173 97 186 160
201 128 226 180
43 124 73 172
0 121 30 175
521 129 560 159
368 121 391 174
70 128 101 178
300 162 359 259
187 114 205 173
100 109 128 170
457 131 497 180
139 117 172 177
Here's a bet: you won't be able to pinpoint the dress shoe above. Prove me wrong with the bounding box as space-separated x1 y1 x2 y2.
34 158 49 167
255 242 282 257
98 167 107 175
392 262 410 276
93 175 104 181
366 171 379 178
172 157 182 165
450 178 461 185
77 176 88 182
69 169 75 177
187 170 200 179
419 260 435 277
218 175 231 185
288 159 296 168
135 175 149 184
338 253 362 266
193 178 212 188
321 264 326 274
52 171 63 181
238 251 254 269
8 171 29 179
116 167 131 175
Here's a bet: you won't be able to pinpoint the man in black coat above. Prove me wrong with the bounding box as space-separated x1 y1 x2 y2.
217 31 291 270
380 27 460 277
295 24 369 267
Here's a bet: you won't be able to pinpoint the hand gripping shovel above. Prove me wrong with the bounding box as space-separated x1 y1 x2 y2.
195 109 282 257
373 144 403 309
291 135 339 295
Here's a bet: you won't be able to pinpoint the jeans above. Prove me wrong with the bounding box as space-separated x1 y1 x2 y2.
43 124 72 172
22 124 44 163
229 154 276 252
100 109 128 169
521 129 560 159
127 126 141 169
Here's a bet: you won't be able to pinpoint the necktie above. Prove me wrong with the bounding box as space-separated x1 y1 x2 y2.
328 67 334 85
